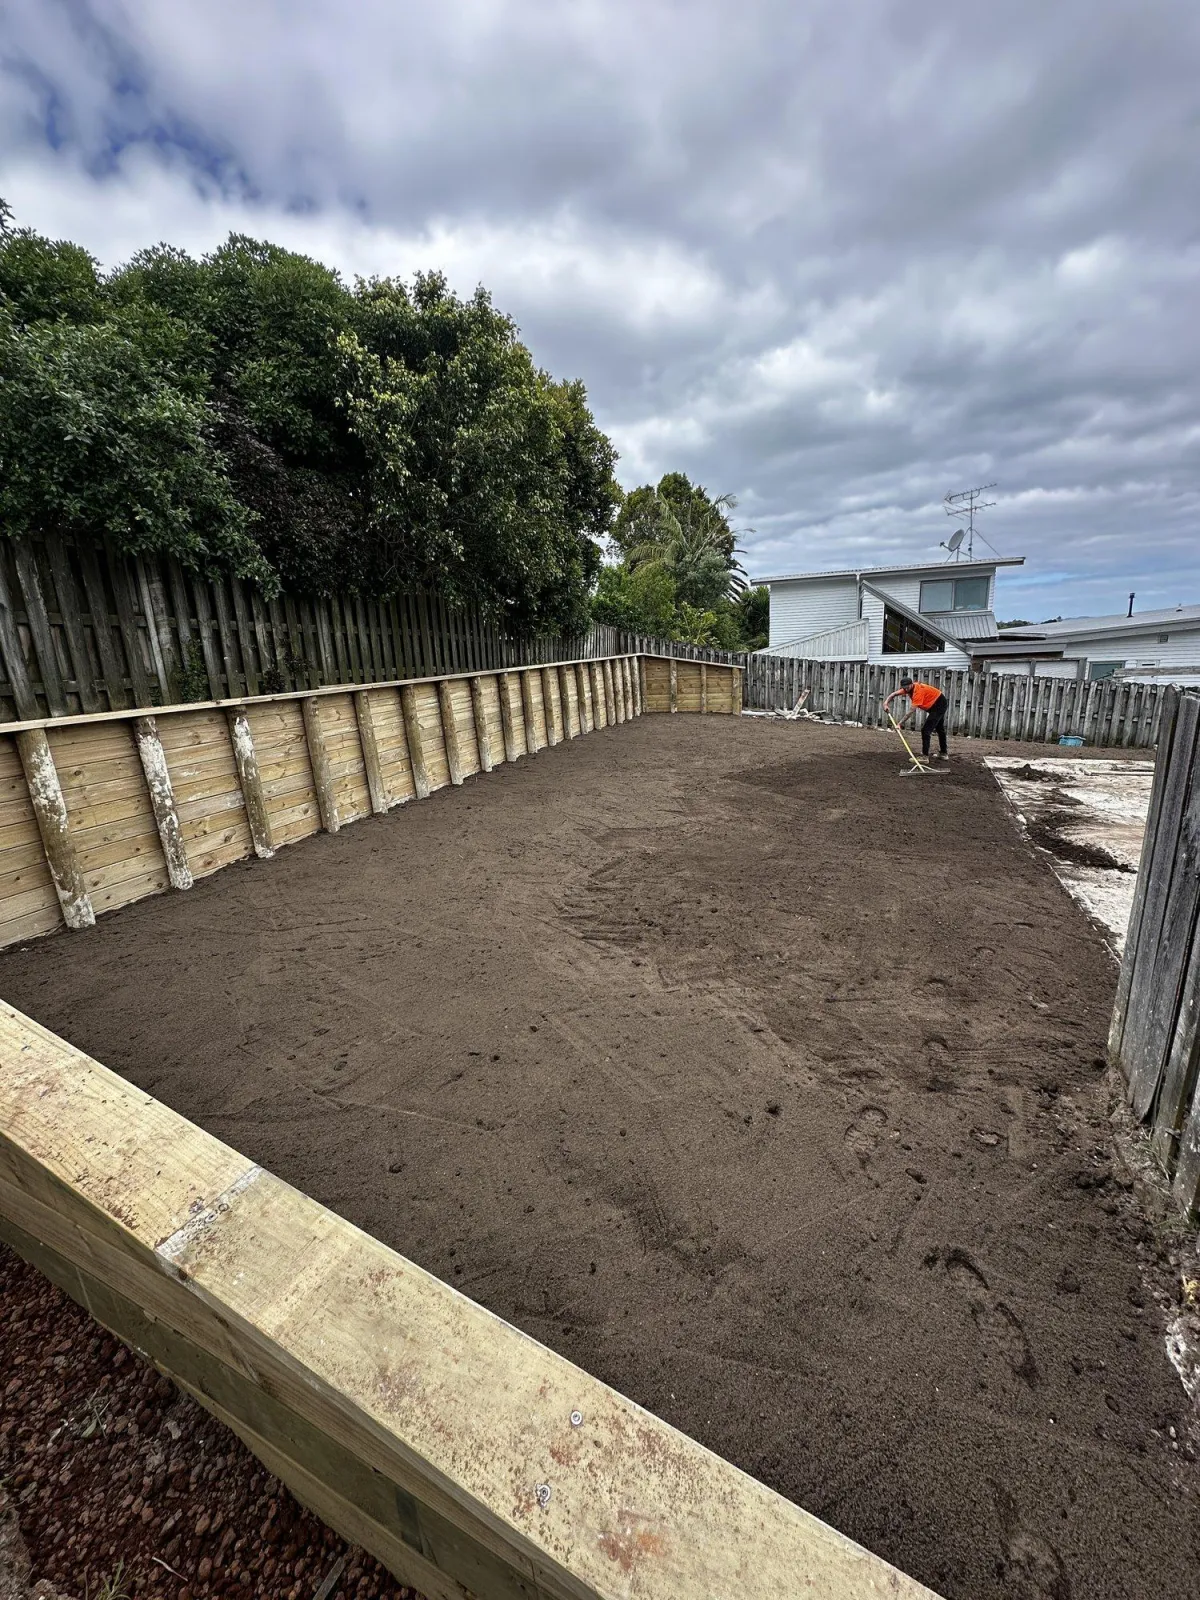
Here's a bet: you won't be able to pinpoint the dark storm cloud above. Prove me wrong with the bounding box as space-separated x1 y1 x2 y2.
3 0 1199 616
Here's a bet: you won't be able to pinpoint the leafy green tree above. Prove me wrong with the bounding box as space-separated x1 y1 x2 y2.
592 562 678 635
737 585 769 649
612 473 746 611
0 303 269 582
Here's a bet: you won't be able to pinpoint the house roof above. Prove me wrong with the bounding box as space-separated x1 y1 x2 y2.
999 604 1200 642
756 557 1025 585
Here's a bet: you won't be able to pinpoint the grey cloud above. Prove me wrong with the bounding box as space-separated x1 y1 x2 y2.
2 0 1199 617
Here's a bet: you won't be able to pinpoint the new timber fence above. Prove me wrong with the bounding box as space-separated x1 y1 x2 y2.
0 532 625 723
0 653 738 953
1108 687 1200 1220
0 1001 935 1600
745 654 1168 748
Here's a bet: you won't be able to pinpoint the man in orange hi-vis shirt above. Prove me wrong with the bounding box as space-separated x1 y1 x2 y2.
883 675 950 761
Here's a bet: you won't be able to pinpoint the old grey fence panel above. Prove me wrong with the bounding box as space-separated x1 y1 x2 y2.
1108 688 1200 1217
741 654 1167 749
0 535 621 722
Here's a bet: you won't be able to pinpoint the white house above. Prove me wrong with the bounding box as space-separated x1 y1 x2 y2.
981 605 1200 685
758 557 1026 669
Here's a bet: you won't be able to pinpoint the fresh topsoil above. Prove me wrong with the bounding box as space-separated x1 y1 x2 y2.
1 716 1197 1600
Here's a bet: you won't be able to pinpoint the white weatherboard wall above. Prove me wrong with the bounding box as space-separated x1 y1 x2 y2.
768 575 860 650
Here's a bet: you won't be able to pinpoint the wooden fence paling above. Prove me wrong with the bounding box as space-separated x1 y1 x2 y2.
1109 689 1200 1218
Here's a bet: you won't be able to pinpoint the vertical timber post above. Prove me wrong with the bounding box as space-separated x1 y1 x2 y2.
400 685 431 798
301 697 340 833
15 729 95 930
226 707 275 859
638 657 648 716
622 659 634 720
733 666 743 715
700 664 708 715
604 660 618 724
669 659 678 714
575 663 592 733
632 656 643 716
438 679 465 785
134 715 193 888
353 691 389 815
591 663 606 728
470 676 494 772
498 673 519 763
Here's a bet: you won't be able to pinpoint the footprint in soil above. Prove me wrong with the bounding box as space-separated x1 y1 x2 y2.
946 1249 1039 1386
844 1105 887 1163
996 1488 1071 1599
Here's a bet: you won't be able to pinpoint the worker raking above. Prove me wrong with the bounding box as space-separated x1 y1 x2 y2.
884 676 950 775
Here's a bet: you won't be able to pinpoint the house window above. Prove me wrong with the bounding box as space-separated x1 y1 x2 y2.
919 576 989 613
1088 661 1122 681
883 605 945 655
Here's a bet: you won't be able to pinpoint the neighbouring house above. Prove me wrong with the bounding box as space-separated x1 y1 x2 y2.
758 557 1026 669
980 605 1200 685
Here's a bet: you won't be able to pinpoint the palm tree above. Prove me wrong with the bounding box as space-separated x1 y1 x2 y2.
623 490 748 609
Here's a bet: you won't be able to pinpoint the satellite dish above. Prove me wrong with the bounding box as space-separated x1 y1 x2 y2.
947 529 965 552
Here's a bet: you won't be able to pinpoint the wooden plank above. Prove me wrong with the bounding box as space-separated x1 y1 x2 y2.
700 663 708 715
591 662 607 727
43 532 102 713
132 716 192 890
520 669 540 754
437 678 465 785
733 666 743 715
1110 687 1182 1065
77 542 131 710
621 658 634 720
11 537 67 716
557 665 576 739
0 1002 936 1600
668 658 678 715
401 684 431 799
105 542 156 707
540 667 560 745
575 662 592 733
1171 917 1200 1215
471 677 495 771
354 691 389 814
638 658 648 717
14 728 95 929
227 707 276 858
1123 694 1199 1113
229 578 260 698
301 697 340 833
211 576 245 700
0 550 40 720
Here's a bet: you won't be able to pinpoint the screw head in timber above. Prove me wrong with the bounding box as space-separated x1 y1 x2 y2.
535 1483 552 1510
570 1410 583 1428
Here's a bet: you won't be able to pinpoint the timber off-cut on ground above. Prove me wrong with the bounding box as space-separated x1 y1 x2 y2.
2 715 1198 1600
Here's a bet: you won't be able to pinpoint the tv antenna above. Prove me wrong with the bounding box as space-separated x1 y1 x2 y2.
944 484 996 559
940 528 965 561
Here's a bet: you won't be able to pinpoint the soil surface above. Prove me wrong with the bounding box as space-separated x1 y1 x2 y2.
2 717 1198 1600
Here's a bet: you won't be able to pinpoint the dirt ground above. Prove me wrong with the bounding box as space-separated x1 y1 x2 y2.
2 715 1198 1600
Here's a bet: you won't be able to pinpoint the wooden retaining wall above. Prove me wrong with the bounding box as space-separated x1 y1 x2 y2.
1108 688 1200 1218
747 655 1166 748
0 1000 936 1600
0 656 737 953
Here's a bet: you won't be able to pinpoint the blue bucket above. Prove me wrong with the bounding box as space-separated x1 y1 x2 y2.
1059 735 1084 747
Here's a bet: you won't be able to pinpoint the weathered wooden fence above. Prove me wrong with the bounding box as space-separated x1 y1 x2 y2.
1108 688 1200 1218
0 655 738 953
0 533 621 722
745 655 1167 748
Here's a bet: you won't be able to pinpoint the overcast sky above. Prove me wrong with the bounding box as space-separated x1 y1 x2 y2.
3 1 1198 621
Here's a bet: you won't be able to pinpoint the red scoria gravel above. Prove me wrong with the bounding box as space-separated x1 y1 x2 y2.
0 1245 425 1600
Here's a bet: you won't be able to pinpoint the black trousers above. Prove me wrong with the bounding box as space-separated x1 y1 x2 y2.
921 693 949 755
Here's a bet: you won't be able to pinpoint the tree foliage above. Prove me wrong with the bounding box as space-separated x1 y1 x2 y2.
0 215 618 632
599 473 761 647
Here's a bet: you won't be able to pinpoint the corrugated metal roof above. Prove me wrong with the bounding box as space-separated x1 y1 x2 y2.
757 556 1024 585
928 610 998 640
1001 604 1200 640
